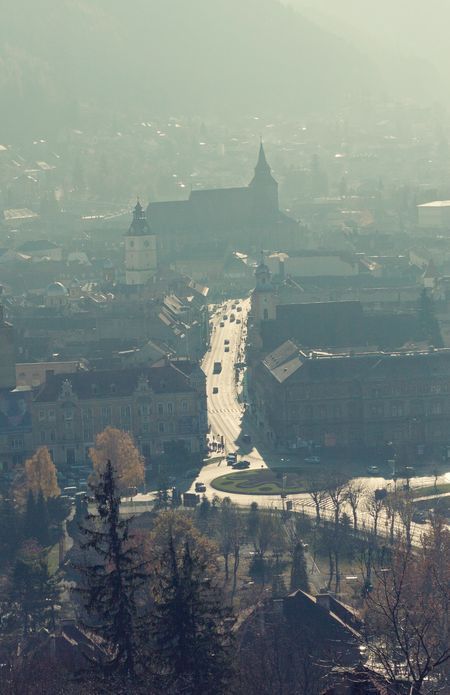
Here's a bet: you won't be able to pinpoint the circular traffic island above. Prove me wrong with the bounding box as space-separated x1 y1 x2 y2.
210 468 309 495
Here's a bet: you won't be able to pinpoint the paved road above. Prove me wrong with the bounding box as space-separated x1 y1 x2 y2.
193 296 450 544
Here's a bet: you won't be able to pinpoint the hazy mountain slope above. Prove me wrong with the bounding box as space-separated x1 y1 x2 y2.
1 0 380 138
283 0 444 96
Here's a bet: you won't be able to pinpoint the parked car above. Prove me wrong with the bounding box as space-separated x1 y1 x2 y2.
304 456 321 464
237 306 242 312
226 452 237 465
236 318 241 324
219 322 224 327
232 460 250 470
224 346 230 352
213 386 219 394
195 482 206 493
224 339 230 345
367 465 380 474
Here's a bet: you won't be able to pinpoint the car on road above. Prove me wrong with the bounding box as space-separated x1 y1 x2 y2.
237 306 242 312
304 456 321 464
195 482 206 493
226 452 237 465
224 346 230 352
224 339 230 345
223 314 228 320
213 361 222 374
219 322 224 327
230 313 235 322
236 318 241 324
232 460 250 470
213 386 219 394
413 511 428 524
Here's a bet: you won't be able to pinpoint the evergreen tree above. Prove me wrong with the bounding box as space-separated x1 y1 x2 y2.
149 511 234 694
0 497 20 567
75 460 148 681
290 542 310 593
10 541 59 637
23 490 36 541
35 489 50 547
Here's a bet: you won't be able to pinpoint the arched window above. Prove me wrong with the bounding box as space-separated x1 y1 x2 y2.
263 308 269 320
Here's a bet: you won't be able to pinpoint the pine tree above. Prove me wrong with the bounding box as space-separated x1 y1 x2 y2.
75 460 148 681
149 511 234 694
23 490 36 541
290 542 310 593
0 497 20 567
35 489 50 547
10 541 59 637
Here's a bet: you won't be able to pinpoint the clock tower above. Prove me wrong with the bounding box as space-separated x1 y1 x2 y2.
125 201 157 285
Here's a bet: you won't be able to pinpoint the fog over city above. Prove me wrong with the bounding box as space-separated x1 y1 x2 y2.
0 2 449 694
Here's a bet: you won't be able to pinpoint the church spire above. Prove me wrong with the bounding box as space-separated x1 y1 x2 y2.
255 140 270 175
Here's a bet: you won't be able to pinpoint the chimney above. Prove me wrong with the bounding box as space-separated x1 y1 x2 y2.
316 593 331 612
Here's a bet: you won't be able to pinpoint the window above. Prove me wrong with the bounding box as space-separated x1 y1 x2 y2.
48 409 56 422
158 403 164 416
319 404 327 418
167 402 173 415
371 402 384 417
430 401 442 415
39 409 46 421
50 430 56 443
40 430 46 444
158 422 165 433
121 405 131 420
139 403 151 417
142 423 149 432
11 438 23 450
181 401 188 412
82 408 93 421
102 406 112 424
391 403 404 417
168 422 174 434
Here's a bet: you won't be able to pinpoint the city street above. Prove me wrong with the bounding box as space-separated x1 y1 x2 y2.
192 297 450 544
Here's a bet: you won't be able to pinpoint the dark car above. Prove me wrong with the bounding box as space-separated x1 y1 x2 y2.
195 482 206 493
232 460 250 470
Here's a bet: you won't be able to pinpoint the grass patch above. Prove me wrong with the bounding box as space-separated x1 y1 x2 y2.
47 543 60 575
412 482 450 498
211 469 310 495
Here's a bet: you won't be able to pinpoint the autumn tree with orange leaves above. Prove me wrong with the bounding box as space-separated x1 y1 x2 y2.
89 427 144 492
14 447 60 505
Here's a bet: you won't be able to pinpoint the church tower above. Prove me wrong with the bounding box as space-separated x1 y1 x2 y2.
251 255 276 325
249 142 279 218
125 201 157 286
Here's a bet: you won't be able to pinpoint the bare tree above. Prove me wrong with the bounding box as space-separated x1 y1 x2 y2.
327 478 349 532
364 492 385 540
307 484 328 524
344 481 366 531
364 522 450 693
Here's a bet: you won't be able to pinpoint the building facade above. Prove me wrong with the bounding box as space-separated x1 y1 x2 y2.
252 343 450 453
32 360 207 472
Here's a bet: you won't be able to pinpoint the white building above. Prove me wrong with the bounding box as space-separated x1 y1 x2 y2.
417 200 450 231
125 201 157 285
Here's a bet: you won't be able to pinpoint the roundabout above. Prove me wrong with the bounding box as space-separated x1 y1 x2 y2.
210 468 311 495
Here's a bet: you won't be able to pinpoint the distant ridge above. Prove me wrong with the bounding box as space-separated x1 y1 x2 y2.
1 0 379 138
